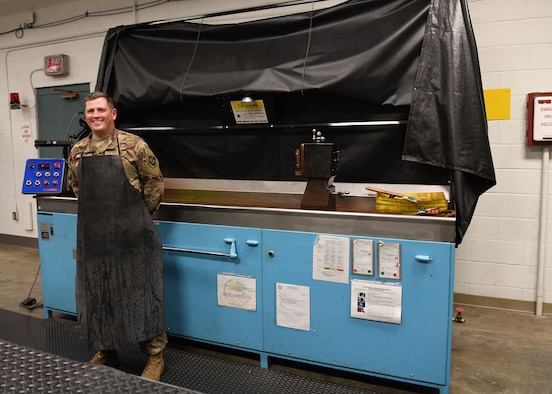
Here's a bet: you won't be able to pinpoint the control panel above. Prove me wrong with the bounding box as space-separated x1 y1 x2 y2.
22 158 66 194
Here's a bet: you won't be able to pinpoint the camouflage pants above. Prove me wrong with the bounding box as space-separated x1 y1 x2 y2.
138 332 168 356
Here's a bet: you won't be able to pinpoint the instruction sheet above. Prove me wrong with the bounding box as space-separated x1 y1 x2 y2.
352 239 374 275
350 280 402 324
276 283 310 331
312 235 350 284
378 242 402 279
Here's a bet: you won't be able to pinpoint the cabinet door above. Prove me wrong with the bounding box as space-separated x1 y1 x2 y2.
262 229 454 386
157 221 263 351
37 212 77 315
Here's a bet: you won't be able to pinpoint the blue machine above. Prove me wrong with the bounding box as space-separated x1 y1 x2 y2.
35 195 455 394
37 210 77 316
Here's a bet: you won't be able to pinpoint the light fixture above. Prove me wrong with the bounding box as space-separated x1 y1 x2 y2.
9 93 21 109
241 93 255 104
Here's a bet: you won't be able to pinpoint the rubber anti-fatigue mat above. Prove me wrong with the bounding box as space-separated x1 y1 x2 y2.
0 309 380 394
0 339 194 393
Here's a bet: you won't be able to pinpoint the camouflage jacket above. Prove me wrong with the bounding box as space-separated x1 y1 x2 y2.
67 129 164 214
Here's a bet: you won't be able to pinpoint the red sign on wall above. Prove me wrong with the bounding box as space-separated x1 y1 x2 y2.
44 54 69 76
527 92 552 146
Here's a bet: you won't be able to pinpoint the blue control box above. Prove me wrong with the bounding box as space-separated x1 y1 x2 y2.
22 158 66 194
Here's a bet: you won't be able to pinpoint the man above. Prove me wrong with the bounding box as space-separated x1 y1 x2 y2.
67 91 167 381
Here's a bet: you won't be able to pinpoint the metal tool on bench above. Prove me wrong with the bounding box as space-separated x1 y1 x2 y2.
295 129 339 210
365 186 421 203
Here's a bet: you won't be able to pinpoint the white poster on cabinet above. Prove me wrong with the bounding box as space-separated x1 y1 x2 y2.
217 273 257 311
350 280 402 324
352 239 374 276
312 235 350 284
276 283 310 331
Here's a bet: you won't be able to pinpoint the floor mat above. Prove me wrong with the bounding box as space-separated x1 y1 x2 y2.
0 309 380 393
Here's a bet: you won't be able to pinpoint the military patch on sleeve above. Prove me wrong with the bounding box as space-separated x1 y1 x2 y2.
148 156 157 168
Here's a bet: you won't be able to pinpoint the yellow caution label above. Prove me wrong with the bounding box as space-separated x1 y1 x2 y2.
230 100 265 111
230 99 268 124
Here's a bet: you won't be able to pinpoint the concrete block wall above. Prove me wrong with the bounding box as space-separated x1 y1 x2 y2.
454 0 552 307
0 0 551 308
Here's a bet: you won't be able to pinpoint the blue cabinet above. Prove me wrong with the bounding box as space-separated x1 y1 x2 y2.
157 221 263 350
262 229 454 387
158 222 454 392
37 212 77 317
36 199 455 393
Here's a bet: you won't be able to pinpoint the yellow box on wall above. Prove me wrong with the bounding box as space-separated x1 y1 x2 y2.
483 88 510 120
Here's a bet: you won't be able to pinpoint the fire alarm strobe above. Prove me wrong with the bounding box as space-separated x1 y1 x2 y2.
527 92 552 146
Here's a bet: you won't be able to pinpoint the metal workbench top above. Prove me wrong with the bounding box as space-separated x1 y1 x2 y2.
36 195 455 243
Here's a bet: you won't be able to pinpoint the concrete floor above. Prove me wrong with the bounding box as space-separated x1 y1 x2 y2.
1 242 552 393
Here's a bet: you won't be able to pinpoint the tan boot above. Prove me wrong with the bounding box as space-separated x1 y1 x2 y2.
90 350 119 368
141 352 164 381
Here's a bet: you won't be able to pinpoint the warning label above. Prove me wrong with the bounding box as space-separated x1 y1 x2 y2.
231 100 269 124
534 96 552 141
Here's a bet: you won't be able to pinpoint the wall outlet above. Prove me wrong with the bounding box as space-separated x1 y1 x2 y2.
12 211 18 221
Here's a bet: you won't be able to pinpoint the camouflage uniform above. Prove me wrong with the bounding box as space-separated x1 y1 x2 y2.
68 128 166 355
68 128 163 215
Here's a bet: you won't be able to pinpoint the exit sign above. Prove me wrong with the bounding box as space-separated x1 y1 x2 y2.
44 54 69 76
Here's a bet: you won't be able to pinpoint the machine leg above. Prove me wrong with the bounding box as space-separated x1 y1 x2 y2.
43 308 53 319
259 353 269 369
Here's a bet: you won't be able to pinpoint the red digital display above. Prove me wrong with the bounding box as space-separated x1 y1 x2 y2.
38 163 51 170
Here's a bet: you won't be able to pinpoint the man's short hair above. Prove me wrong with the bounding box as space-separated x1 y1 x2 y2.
85 91 115 109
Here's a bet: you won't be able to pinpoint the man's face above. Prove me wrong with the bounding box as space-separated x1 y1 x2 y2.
85 97 117 138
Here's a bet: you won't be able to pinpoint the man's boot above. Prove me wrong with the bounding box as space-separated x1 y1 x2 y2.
141 352 164 381
90 350 119 368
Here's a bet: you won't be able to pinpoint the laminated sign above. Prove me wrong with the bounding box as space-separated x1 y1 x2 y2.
527 92 552 146
230 100 268 124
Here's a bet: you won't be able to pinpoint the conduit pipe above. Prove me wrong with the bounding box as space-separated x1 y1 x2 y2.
536 146 549 316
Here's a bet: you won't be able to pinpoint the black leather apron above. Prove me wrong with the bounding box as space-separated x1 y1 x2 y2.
76 154 164 351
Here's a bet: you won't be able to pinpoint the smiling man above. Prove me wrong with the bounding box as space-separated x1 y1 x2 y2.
67 91 167 381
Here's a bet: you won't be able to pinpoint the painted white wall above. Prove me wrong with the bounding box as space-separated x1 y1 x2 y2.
455 0 552 305
0 0 342 239
1 0 551 305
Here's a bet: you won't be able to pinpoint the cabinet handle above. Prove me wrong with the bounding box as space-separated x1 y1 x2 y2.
415 255 432 263
163 238 237 259
246 240 259 246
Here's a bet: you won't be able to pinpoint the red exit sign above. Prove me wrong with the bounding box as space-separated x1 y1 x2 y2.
44 54 69 76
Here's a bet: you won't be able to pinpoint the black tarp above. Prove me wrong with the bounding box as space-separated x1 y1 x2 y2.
403 0 496 243
94 0 495 244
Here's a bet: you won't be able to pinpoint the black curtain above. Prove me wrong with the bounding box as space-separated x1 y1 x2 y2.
94 0 495 244
403 0 496 243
